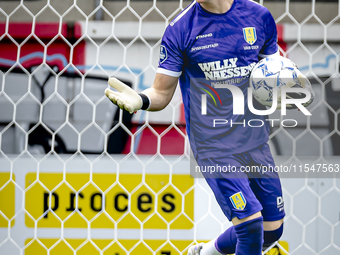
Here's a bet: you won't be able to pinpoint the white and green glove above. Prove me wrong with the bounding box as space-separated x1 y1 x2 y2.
278 70 315 110
295 69 315 108
105 78 150 114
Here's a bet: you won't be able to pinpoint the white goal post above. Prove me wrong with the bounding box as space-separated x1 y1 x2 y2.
0 1 340 255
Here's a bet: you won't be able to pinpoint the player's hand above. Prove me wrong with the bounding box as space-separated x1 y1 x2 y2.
105 78 142 114
295 69 315 108
277 70 315 110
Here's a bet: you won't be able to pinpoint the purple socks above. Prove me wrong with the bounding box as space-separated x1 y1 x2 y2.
215 218 284 255
216 217 263 255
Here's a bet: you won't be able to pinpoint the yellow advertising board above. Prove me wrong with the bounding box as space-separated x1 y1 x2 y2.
25 173 194 229
24 238 289 255
0 172 15 227
1 161 290 255
25 238 195 255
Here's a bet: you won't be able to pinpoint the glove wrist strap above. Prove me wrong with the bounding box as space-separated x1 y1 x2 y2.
139 93 151 110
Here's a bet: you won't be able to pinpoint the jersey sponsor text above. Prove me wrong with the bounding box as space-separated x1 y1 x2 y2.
198 57 256 80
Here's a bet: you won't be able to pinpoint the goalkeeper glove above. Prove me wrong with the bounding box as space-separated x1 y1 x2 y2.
105 78 150 114
278 70 315 110
296 69 315 108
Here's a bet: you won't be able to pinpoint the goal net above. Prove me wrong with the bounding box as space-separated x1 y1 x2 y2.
0 0 339 255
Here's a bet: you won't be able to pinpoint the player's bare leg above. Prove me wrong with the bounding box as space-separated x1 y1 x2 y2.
231 211 262 225
263 219 284 231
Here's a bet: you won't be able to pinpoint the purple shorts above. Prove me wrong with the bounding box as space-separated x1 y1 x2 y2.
196 143 285 221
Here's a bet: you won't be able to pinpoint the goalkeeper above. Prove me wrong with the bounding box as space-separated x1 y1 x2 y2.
105 0 313 254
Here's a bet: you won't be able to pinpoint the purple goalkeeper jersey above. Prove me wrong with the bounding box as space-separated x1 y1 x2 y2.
157 0 278 159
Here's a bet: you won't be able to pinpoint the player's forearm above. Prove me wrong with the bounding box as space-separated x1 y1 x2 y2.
141 73 179 111
141 87 174 111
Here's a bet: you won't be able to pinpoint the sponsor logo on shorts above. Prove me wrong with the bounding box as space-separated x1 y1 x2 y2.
277 196 284 211
230 192 246 210
159 45 167 64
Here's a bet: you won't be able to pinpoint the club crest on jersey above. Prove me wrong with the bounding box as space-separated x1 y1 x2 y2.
159 45 167 64
243 27 257 45
230 192 246 210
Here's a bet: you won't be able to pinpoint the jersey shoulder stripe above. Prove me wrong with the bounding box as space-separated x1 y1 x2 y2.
170 0 196 26
157 67 182 77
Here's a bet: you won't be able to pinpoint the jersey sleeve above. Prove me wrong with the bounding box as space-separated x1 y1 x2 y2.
157 25 184 77
258 11 279 58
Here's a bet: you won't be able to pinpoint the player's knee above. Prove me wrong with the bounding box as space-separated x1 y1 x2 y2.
263 221 284 245
234 216 264 253
232 211 262 226
263 218 284 231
